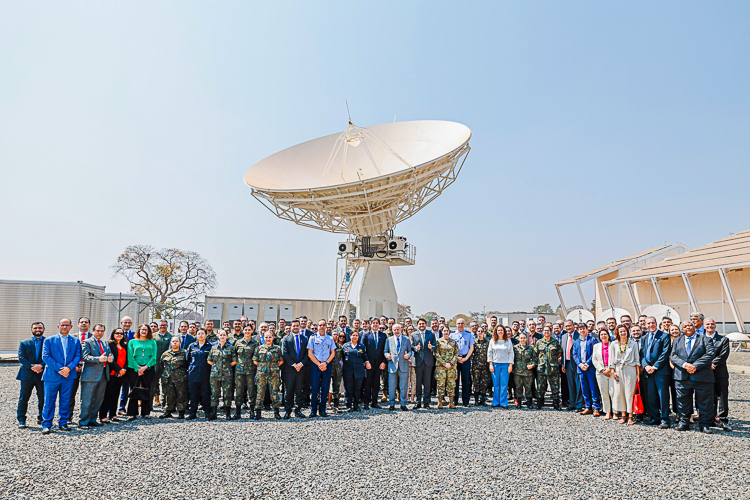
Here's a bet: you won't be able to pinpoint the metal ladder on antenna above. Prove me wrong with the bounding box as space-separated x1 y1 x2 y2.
329 259 359 319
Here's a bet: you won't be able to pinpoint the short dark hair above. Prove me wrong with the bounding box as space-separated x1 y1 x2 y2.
31 321 45 329
93 323 106 332
291 320 300 326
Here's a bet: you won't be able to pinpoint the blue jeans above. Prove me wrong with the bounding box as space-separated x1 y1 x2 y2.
310 366 331 415
42 378 76 428
579 369 601 410
491 363 510 407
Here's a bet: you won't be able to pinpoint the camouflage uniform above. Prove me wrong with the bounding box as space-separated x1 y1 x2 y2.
159 349 188 412
434 337 459 403
207 342 237 409
205 332 218 344
533 337 562 409
152 332 172 403
234 337 259 409
513 344 536 406
330 343 344 408
470 337 491 402
253 344 282 410
231 332 244 344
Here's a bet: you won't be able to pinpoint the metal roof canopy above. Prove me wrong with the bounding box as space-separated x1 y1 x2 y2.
555 244 690 316
604 229 750 333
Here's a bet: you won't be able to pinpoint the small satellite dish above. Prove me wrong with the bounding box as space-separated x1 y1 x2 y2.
566 309 595 324
726 332 750 342
642 304 681 326
597 307 631 324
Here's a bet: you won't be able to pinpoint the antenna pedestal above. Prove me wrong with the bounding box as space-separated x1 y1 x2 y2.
357 260 398 319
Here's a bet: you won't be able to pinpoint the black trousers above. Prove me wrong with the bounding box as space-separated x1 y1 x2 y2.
364 366 381 404
69 374 80 419
637 370 651 421
301 365 311 406
282 370 304 411
675 379 714 426
188 377 211 414
714 376 729 423
454 358 472 405
560 371 569 405
414 363 432 404
127 368 155 416
17 376 44 422
343 372 364 406
100 374 124 420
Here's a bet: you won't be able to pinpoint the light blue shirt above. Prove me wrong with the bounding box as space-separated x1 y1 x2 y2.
308 334 335 364
450 329 474 356
58 333 69 363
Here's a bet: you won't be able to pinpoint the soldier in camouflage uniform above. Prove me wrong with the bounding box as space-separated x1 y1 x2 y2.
231 320 244 343
204 320 219 344
206 330 237 420
533 325 563 410
232 324 259 419
435 329 459 409
158 336 188 418
329 332 345 412
513 333 536 408
253 331 283 420
471 329 491 406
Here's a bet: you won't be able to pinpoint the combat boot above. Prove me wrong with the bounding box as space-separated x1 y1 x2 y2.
186 412 197 420
449 402 456 409
207 407 218 421
274 409 282 420
177 411 185 419
253 409 262 420
553 399 561 411
438 400 444 409
232 405 242 420
224 406 232 420
536 398 544 410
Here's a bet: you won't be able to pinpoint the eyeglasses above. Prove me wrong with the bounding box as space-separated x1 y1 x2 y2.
114 332 124 335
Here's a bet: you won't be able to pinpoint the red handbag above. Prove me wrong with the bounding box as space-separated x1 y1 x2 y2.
633 380 644 414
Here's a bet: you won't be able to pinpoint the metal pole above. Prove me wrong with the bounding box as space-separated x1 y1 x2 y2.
602 284 615 310
681 273 699 313
76 281 82 324
650 277 664 305
625 280 641 316
575 281 587 309
718 268 745 333
555 285 568 317
118 292 122 325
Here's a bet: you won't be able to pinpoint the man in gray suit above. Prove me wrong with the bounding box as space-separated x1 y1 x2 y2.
78 323 114 430
384 324 412 411
410 318 436 409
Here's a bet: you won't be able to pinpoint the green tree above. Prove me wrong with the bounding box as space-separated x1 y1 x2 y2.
532 304 554 314
418 311 440 323
397 303 413 323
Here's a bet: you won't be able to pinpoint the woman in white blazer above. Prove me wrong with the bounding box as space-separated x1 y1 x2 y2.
608 325 640 425
591 329 614 419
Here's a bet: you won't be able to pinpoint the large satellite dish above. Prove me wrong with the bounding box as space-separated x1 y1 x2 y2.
566 309 595 324
245 119 471 318
641 304 681 327
597 307 631 324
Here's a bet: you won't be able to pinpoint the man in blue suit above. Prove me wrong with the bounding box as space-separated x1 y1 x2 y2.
17 322 46 429
640 316 672 429
41 318 82 434
572 323 601 415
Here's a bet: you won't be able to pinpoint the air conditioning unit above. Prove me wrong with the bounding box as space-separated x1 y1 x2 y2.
387 238 405 252
338 242 355 254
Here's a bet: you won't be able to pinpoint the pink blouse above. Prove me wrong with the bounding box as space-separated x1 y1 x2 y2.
601 342 610 367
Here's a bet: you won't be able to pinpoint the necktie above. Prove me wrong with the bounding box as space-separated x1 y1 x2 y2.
61 335 68 364
396 336 401 354
98 340 104 359
686 336 692 356
566 334 573 360
647 333 654 364
295 335 300 358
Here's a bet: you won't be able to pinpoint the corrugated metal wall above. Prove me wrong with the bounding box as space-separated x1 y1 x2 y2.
0 281 106 351
101 293 152 333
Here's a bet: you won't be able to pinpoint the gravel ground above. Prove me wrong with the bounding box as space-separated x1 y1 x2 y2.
728 351 750 367
0 365 748 500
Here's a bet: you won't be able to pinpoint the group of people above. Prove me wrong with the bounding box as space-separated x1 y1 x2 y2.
16 310 732 435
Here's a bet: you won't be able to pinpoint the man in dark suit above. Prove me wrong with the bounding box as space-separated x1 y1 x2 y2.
17 322 46 429
362 320 387 409
280 320 309 418
410 318 436 409
176 320 196 349
671 320 715 433
628 325 651 423
78 324 114 430
640 316 672 428
560 320 583 411
705 318 731 431
41 318 82 434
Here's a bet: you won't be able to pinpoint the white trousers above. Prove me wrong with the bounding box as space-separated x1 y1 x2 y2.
595 371 614 414
612 365 637 414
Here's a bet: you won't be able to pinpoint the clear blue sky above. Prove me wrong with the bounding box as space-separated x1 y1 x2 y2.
1 2 748 319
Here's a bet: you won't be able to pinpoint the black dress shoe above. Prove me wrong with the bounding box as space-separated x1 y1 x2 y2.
424 404 431 409
283 411 292 420
41 427 51 435
371 403 381 409
700 426 712 434
388 406 395 411
717 422 732 432
676 423 689 431
18 422 27 429
415 403 422 409
295 410 307 419
400 405 409 411
320 412 329 418
658 422 670 430
36 415 43 424
126 416 137 422
78 425 90 431
309 412 318 418
90 421 103 427
58 424 72 431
